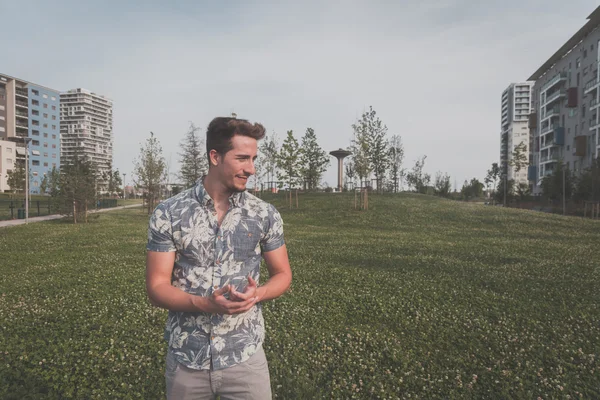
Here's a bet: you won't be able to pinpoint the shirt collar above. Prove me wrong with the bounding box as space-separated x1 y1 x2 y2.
194 176 245 208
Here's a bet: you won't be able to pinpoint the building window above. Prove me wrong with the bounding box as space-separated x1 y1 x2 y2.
32 120 39 126
32 99 39 106
42 94 48 99
6 147 11 153
43 103 48 109
52 115 56 120
32 89 39 96
43 113 48 118
51 96 56 101
32 140 40 146
52 134 56 139
576 58 581 68
52 125 56 130
43 162 48 167
32 160 40 166
43 133 48 138
52 154 56 159
43 143 48 148
52 105 56 110
7 158 12 164
32 110 39 116
52 163 56 167
43 152 48 157
32 130 39 136
33 171 38 177
52 144 56 149
43 123 48 128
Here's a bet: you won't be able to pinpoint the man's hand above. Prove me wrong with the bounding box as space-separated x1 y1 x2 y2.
199 285 257 315
229 276 259 302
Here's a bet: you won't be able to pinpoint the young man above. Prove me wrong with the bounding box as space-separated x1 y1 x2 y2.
146 117 292 400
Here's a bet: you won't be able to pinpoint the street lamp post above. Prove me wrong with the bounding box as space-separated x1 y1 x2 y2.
122 173 127 200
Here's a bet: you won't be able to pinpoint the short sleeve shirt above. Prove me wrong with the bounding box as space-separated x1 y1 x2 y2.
147 179 285 370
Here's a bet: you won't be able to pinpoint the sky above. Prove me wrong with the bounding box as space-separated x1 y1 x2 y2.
1 0 598 190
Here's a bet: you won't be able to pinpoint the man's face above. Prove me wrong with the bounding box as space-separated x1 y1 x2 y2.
214 135 258 192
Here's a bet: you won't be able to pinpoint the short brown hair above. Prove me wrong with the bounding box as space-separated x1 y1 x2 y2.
206 117 266 164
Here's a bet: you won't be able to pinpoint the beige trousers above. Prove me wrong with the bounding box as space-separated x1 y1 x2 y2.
165 347 272 400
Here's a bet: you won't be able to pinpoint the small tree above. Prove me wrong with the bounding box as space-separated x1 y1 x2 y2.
405 156 431 194
461 178 484 201
298 128 330 191
540 163 574 202
59 154 97 223
345 160 357 190
352 106 389 192
276 130 300 190
6 161 28 195
178 122 207 188
260 133 279 190
485 162 501 203
434 172 451 198
388 135 404 193
134 132 166 215
574 157 600 202
509 141 528 175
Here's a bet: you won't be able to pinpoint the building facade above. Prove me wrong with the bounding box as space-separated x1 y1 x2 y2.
0 139 17 192
501 82 534 187
528 7 600 194
60 88 113 191
0 74 61 194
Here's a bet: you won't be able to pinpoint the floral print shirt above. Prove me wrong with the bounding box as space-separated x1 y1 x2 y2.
147 179 285 370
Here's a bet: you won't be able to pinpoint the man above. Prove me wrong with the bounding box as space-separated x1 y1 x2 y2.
146 117 292 399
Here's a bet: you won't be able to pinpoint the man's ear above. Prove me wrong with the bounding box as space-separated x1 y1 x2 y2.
209 149 220 167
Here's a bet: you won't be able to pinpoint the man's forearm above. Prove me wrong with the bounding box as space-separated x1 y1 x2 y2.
256 271 292 302
148 282 207 312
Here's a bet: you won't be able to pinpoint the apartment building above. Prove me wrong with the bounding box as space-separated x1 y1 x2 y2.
528 6 600 194
0 74 61 194
0 139 16 192
60 88 113 191
501 82 534 186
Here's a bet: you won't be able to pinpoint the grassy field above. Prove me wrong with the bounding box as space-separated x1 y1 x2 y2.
0 192 598 399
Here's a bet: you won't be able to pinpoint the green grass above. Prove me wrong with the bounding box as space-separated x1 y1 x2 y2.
0 193 598 399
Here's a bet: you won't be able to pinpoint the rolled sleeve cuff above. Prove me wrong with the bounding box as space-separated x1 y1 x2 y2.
146 243 177 252
261 238 285 253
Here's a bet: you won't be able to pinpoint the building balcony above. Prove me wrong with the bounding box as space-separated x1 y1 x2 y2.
540 122 560 135
591 97 599 111
540 153 559 163
542 72 567 92
591 120 600 130
15 100 29 109
16 121 29 130
542 105 560 121
15 110 28 118
584 78 599 94
15 88 28 98
545 89 567 105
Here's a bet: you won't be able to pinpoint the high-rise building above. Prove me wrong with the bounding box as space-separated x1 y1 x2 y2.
0 73 61 194
501 82 534 187
528 6 600 194
60 88 113 190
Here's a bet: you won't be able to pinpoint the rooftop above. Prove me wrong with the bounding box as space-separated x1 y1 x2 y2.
528 6 600 81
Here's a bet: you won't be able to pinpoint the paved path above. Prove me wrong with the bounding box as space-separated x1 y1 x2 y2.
0 204 143 228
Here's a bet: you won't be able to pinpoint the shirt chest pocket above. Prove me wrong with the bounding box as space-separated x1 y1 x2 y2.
231 224 262 261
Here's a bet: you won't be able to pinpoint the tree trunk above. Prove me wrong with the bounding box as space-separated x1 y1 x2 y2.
73 200 77 224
